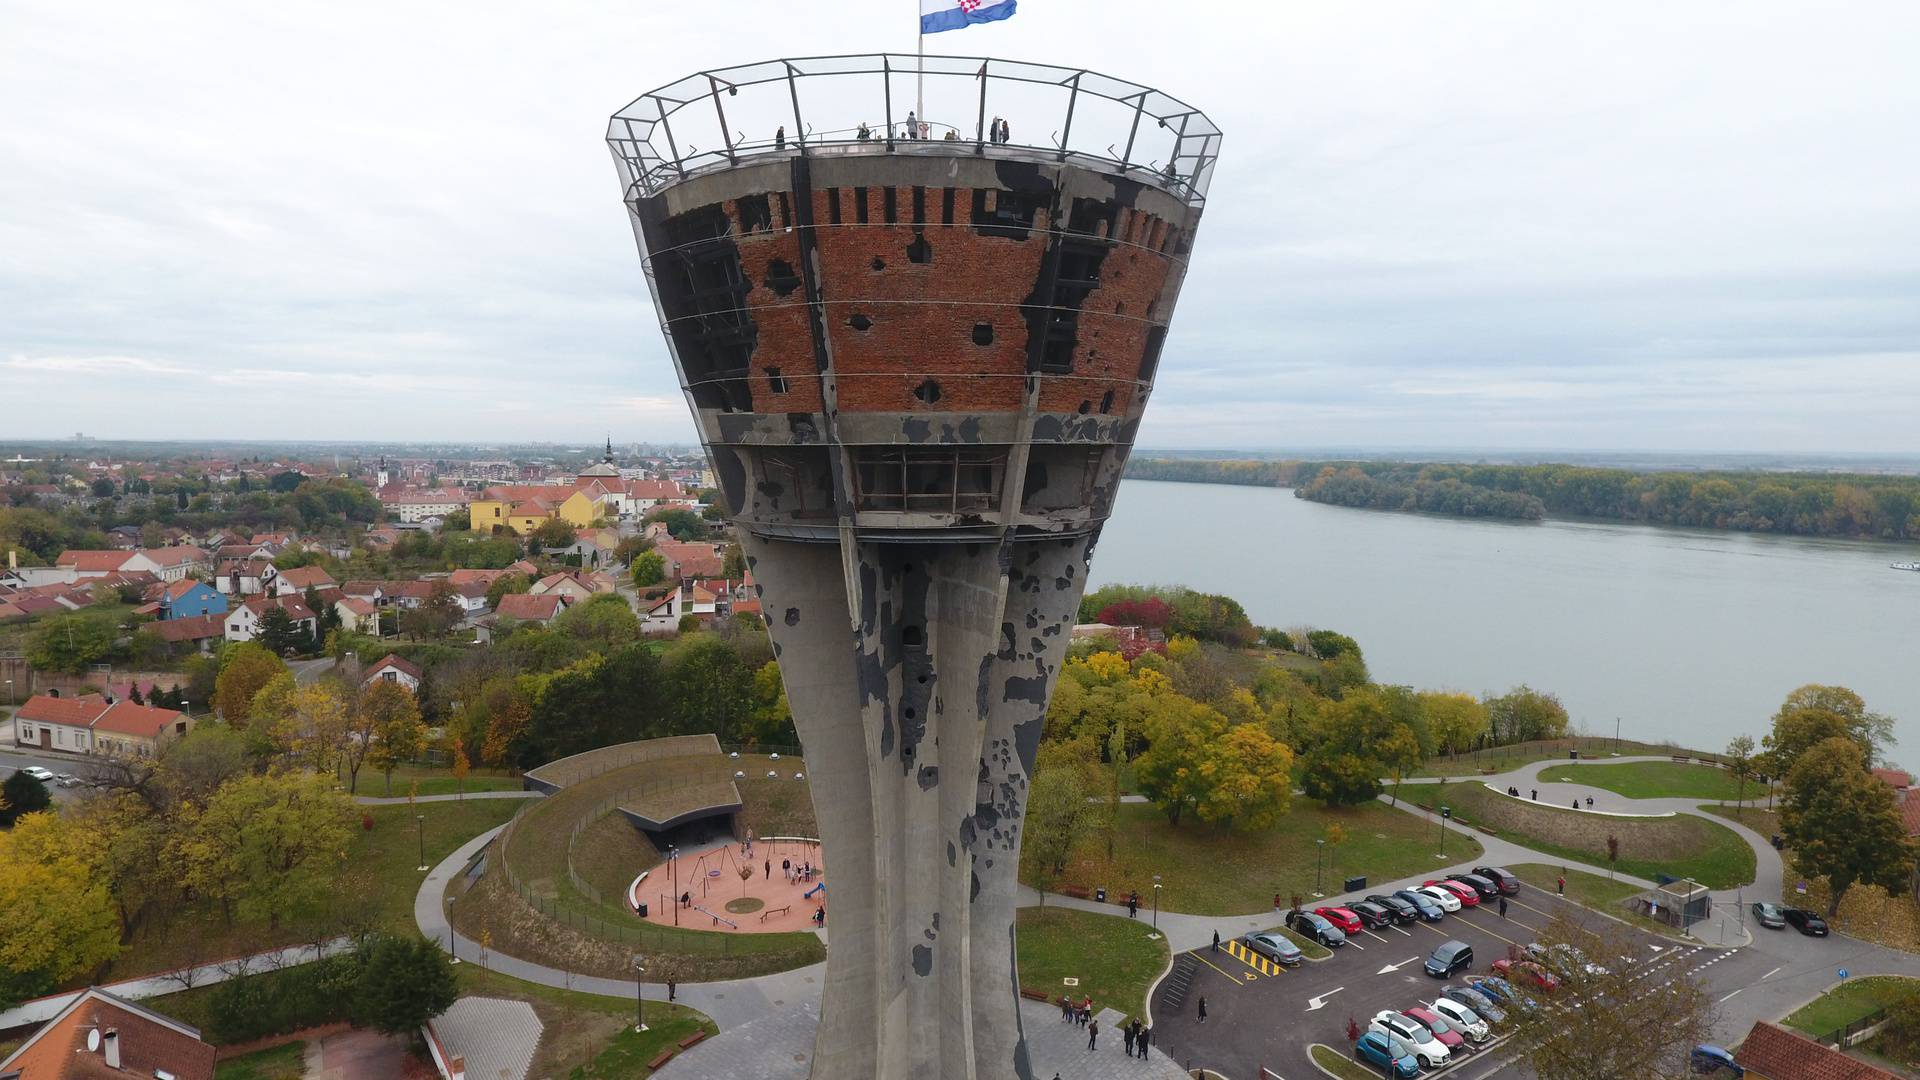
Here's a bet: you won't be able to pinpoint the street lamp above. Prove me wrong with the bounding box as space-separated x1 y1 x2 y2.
633 955 648 1031
1438 806 1452 857
415 814 428 871
1152 875 1162 929
1314 839 1326 894
669 846 681 926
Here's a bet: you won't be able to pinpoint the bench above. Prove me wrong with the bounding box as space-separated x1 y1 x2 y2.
1060 886 1092 900
646 1050 676 1069
760 905 791 922
678 1031 707 1049
1019 988 1052 1002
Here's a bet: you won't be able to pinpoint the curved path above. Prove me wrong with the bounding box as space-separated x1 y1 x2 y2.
1395 753 1785 935
354 789 541 806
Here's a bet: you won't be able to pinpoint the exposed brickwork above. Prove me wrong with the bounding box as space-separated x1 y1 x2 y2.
660 179 1184 420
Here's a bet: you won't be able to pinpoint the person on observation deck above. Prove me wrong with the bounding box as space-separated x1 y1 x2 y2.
775 125 786 150
856 121 871 140
906 110 918 138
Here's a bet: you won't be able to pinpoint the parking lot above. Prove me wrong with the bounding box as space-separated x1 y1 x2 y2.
1149 881 1719 1080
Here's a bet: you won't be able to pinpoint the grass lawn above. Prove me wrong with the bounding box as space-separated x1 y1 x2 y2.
1411 738 1714 779
452 965 716 1078
1704 805 1783 839
101 798 521 982
1783 975 1920 1038
1015 906 1170 1020
1532 760 1759 802
213 1041 305 1080
1032 799 1480 916
1396 781 1755 888
1310 1043 1382 1080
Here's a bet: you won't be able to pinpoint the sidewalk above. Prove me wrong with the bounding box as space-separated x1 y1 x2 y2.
0 937 353 1030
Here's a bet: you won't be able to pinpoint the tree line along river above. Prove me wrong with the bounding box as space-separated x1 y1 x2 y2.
1088 479 1920 764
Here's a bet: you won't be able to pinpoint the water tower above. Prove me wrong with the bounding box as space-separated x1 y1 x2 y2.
606 55 1219 1080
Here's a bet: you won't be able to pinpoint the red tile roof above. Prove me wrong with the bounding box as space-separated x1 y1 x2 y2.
15 694 110 728
1871 768 1911 790
1737 1021 1898 1079
152 613 226 643
447 568 511 586
141 545 208 569
276 566 336 590
336 596 377 616
91 701 186 739
56 550 135 572
0 987 215 1080
495 593 564 622
1902 790 1920 838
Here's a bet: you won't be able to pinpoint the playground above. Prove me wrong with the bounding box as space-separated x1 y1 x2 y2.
633 835 828 935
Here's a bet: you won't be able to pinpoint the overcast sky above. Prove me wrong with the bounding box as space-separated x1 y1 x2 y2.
3 1 1915 451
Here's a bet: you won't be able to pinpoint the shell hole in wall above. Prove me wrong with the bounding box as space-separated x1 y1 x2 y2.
849 314 873 331
872 257 886 272
902 625 924 647
972 323 993 346
907 235 932 264
904 706 916 720
913 378 942 405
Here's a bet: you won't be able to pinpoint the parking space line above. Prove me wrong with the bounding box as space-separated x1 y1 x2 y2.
1418 921 1450 937
1362 929 1391 943
1188 949 1250 986
1390 925 1414 936
1457 914 1524 949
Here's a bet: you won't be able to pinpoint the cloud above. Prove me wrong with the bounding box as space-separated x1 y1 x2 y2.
1 0 1916 449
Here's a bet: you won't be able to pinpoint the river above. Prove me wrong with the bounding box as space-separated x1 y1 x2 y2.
1090 480 1920 762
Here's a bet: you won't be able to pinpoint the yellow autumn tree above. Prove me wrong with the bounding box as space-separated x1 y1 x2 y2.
1192 722 1295 830
180 772 354 929
0 812 121 1007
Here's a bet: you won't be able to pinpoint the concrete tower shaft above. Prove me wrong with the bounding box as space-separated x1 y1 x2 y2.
607 54 1218 1080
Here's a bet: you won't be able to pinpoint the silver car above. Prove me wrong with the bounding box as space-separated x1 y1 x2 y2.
1429 997 1492 1042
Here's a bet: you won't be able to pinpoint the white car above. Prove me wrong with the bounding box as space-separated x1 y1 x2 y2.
21 766 55 782
1416 884 1463 912
1371 1011 1451 1068
1430 997 1492 1042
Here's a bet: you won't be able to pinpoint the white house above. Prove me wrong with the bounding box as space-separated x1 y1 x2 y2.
362 653 422 693
641 582 716 634
12 693 108 754
378 486 472 524
225 594 318 643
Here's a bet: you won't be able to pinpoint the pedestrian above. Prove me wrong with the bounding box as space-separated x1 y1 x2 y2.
1127 893 1138 918
906 111 918 139
1586 796 1594 807
857 121 871 140
1142 1023 1152 1057
1060 994 1072 1022
1197 996 1207 1024
1557 876 1566 896
681 890 690 908
1498 895 1508 918
1082 995 1092 1026
1123 1022 1135 1056
668 980 677 1001
1531 788 1538 800
998 118 1011 143
1211 929 1219 952
1087 1018 1098 1051
1573 799 1580 810
784 857 792 882
1274 891 1283 910
765 858 771 879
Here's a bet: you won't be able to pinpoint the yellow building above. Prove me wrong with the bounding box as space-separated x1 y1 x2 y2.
470 484 574 535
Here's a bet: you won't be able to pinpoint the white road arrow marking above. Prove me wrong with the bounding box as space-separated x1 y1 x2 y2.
1306 987 1345 1012
1377 957 1421 975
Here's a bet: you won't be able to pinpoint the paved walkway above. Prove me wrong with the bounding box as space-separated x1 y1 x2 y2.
354 789 540 805
0 937 353 1030
652 999 1189 1079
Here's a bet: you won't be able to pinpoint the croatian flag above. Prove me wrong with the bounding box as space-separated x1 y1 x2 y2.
920 0 1017 34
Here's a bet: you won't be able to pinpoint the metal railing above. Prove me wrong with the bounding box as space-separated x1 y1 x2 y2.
1813 1006 1891 1049
607 54 1222 207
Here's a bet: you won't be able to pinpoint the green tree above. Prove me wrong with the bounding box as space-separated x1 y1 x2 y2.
1023 766 1092 907
1781 736 1913 917
268 470 306 493
182 772 354 928
1724 734 1757 806
213 642 289 725
1300 751 1382 807
351 933 459 1035
400 581 463 640
27 613 116 674
0 771 51 826
722 542 747 580
1191 722 1294 829
1773 684 1895 765
485 571 531 608
553 591 640 648
743 660 795 747
631 550 666 587
258 605 303 656
530 516 577 549
1763 702 1853 779
357 680 426 796
643 507 710 541
1485 685 1570 744
1134 696 1227 826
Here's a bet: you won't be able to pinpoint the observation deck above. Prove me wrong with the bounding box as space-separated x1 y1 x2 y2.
606 55 1220 545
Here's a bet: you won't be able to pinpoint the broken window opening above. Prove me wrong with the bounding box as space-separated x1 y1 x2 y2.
828 188 843 225
853 447 1008 514
775 191 792 229
906 234 932 264
1099 389 1115 414
913 378 942 405
766 367 789 394
763 258 801 297
912 186 926 225
882 186 897 225
972 323 993 346
736 194 773 233
941 187 956 226
855 187 869 224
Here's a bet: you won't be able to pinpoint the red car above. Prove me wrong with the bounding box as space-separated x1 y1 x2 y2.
1425 879 1481 907
1491 958 1559 993
1401 1007 1468 1052
1314 906 1365 934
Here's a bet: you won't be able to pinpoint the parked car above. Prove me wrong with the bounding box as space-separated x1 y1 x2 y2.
1442 983 1508 1024
1354 1031 1419 1078
1395 888 1447 921
1367 893 1421 924
55 773 82 787
1428 997 1493 1042
1446 872 1501 900
1690 1044 1744 1076
1370 1012 1451 1069
1751 902 1787 929
1315 906 1365 935
1286 910 1348 947
1492 958 1560 993
1467 974 1520 1005
1784 908 1830 936
1348 900 1395 930
1402 1006 1469 1052
22 766 54 782
1473 866 1523 894
1243 932 1302 966
1425 879 1482 906
1415 884 1463 912
1425 940 1474 978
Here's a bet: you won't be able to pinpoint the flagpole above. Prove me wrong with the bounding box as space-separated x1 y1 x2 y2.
916 14 925 135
